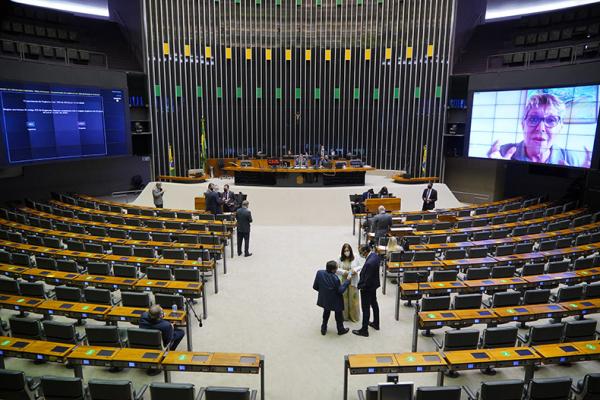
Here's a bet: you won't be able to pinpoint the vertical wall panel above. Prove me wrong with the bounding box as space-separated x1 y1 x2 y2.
143 0 455 177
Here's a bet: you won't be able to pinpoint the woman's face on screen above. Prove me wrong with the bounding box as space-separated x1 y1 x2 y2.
521 104 562 161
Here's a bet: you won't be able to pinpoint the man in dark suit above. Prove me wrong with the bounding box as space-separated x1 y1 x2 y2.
221 184 235 212
370 205 392 242
205 183 222 215
361 188 375 201
236 200 253 257
313 260 351 336
422 183 438 211
353 243 381 337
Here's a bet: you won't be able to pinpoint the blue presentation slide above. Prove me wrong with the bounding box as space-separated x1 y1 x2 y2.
0 82 128 165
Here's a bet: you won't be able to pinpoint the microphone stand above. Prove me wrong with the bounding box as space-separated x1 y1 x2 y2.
185 297 203 328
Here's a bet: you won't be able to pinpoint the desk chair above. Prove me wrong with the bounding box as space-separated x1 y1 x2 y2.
91 215 107 224
186 249 212 262
573 215 592 228
12 253 32 267
415 386 461 400
87 226 107 237
491 229 511 239
188 223 208 231
155 294 184 311
177 234 199 244
133 247 156 258
199 236 221 246
538 240 557 252
517 323 564 346
165 222 183 230
86 325 127 348
19 282 48 299
413 251 435 262
563 319 597 342
404 236 422 246
515 242 534 254
449 233 469 243
571 373 600 400
428 235 447 244
177 212 193 219
520 263 545 276
35 256 57 270
55 286 83 302
7 231 24 243
400 271 428 306
416 224 434 232
43 320 84 344
125 218 142 227
434 329 479 377
472 231 492 241
464 379 524 400
512 226 529 237
146 221 165 229
84 287 114 305
359 382 413 400
406 214 423 222
159 211 177 218
591 232 600 244
495 245 515 257
445 249 466 260
40 376 85 400
131 231 151 241
108 229 128 239
152 232 172 242
485 291 521 308
547 260 570 273
524 377 572 400
491 265 516 278
88 379 148 400
146 267 172 281
491 215 506 225
151 383 201 400
547 220 568 232
26 235 43 246
527 225 543 234
127 328 164 376
390 251 414 262
453 294 482 310
0 277 20 295
584 282 600 299
421 296 451 336
107 216 126 225
0 369 39 400
556 237 572 249
575 234 591 246
522 289 551 305
114 264 138 278
87 262 112 276
43 237 62 249
112 245 133 257
56 259 81 273
465 267 491 280
9 317 43 340
431 270 458 282
468 247 489 259
140 209 155 217
574 257 595 271
162 248 186 260
174 268 201 283
98 204 111 212
435 222 453 230
472 218 490 228
84 243 104 254
457 209 471 217
65 240 85 252
480 326 518 374
121 292 151 308
552 285 584 303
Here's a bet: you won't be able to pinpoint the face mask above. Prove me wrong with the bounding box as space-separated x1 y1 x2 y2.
344 251 351 257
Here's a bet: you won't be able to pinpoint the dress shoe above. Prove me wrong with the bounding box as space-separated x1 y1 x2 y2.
244 253 253 257
368 322 380 331
352 329 369 337
237 252 242 256
337 328 349 336
321 326 327 335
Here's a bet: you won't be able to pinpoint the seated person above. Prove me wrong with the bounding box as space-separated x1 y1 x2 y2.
295 154 308 168
379 186 389 196
362 188 375 201
139 305 185 351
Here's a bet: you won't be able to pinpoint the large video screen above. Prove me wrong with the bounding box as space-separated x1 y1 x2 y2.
467 84 600 168
0 81 129 165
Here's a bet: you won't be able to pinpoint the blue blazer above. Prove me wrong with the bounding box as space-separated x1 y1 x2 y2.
358 252 381 291
205 191 222 215
313 270 350 312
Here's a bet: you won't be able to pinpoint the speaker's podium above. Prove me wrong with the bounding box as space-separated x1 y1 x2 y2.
365 197 401 213
194 197 206 211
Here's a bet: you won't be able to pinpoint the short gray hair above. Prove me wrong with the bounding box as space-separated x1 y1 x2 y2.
242 200 249 207
378 205 386 213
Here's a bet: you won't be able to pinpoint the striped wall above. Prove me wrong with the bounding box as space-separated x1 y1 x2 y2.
142 0 456 177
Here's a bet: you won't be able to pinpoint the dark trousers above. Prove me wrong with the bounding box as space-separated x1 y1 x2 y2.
237 231 250 255
155 203 163 208
322 309 344 332
170 328 185 350
360 289 380 331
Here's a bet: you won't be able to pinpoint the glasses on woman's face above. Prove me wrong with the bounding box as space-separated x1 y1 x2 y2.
524 115 561 128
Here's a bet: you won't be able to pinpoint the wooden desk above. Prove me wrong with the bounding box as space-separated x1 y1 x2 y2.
67 345 119 368
37 300 111 320
0 294 43 312
365 198 401 213
392 176 439 184
444 346 539 380
0 336 73 365
76 194 212 218
106 306 186 325
134 279 203 298
0 263 29 278
418 309 498 330
493 304 569 324
158 175 207 183
23 268 79 286
224 165 373 187
443 257 498 268
559 298 600 317
110 348 165 369
73 274 138 291
387 261 446 272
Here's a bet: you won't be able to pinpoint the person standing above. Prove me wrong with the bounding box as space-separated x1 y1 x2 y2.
236 200 253 257
205 183 222 215
337 243 361 323
221 184 235 212
421 183 438 211
353 243 381 337
313 260 351 336
370 205 392 243
152 183 164 208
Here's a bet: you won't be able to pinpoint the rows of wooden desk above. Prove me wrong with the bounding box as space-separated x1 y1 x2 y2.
0 336 265 400
343 339 600 400
75 194 213 218
21 207 235 259
0 217 227 271
410 298 600 351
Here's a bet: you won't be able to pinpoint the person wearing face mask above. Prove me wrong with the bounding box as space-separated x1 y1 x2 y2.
336 243 361 322
422 183 437 211
486 93 591 167
313 260 351 336
353 243 381 337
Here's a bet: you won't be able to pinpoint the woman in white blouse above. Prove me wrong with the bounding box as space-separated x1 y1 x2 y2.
337 243 361 322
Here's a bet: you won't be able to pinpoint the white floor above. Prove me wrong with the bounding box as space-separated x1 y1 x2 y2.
4 172 598 400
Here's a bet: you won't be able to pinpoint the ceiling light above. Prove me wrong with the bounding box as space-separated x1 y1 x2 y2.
486 0 600 20
11 0 109 17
